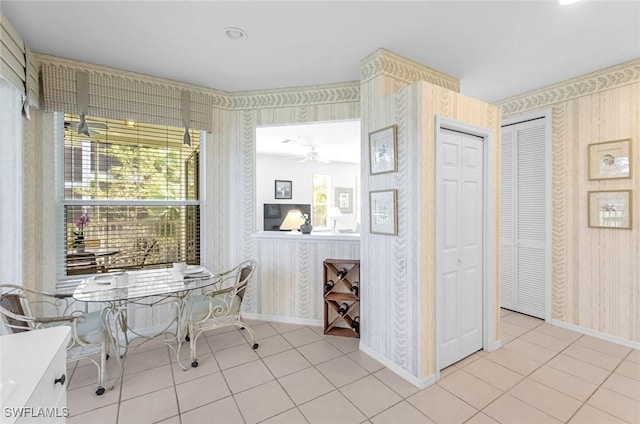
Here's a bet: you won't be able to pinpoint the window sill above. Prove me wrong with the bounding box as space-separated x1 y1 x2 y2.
251 231 360 242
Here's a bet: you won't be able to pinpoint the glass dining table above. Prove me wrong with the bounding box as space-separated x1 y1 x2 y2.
72 267 222 385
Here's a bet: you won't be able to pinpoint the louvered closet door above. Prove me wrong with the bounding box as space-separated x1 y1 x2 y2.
500 118 547 319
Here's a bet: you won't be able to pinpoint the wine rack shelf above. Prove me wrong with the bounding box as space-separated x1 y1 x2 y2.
323 258 360 338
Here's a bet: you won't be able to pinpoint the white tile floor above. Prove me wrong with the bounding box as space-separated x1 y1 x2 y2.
66 309 640 424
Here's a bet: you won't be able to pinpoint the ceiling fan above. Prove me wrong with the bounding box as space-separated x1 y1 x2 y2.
64 115 109 136
281 138 331 163
292 146 331 163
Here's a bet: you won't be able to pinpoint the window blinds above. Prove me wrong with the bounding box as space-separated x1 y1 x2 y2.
41 62 213 132
62 115 200 276
0 14 39 107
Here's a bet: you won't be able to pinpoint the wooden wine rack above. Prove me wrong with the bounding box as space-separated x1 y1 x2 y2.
323 259 360 338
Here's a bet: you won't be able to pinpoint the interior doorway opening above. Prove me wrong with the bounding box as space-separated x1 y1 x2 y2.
255 120 361 233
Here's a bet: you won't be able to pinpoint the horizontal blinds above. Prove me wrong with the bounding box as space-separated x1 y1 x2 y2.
0 15 39 107
62 115 200 277
0 14 26 94
63 115 200 201
64 205 200 274
42 63 213 131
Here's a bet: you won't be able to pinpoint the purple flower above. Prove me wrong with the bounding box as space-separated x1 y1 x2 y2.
75 213 90 230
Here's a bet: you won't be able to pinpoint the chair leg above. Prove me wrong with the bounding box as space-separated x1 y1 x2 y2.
105 336 111 360
239 321 259 350
96 341 107 396
189 325 198 368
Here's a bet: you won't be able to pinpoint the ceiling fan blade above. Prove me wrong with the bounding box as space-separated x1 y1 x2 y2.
65 120 109 130
317 158 330 163
298 157 311 163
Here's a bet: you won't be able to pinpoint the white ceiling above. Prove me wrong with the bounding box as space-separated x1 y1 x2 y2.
3 0 639 104
2 1 638 162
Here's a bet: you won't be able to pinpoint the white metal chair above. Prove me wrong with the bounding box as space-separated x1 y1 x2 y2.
186 260 258 367
0 284 110 395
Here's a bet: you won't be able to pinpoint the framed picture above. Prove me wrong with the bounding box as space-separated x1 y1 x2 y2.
369 189 397 235
588 190 632 229
369 125 397 175
334 187 353 214
588 139 631 180
274 180 292 199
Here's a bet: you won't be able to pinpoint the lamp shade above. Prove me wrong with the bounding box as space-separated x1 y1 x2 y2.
280 209 305 231
330 207 343 218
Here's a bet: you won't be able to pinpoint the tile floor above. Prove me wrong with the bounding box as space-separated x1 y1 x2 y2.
66 309 640 424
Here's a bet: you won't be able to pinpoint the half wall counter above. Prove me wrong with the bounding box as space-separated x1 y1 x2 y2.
249 231 360 325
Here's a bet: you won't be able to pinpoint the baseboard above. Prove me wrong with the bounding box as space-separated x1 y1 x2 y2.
551 319 640 350
359 343 436 390
486 339 502 352
243 313 323 328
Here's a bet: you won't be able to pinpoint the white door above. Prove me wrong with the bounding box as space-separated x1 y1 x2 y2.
500 118 547 319
436 128 484 370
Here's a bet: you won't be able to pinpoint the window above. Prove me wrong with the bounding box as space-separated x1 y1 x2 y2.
61 114 200 277
311 174 330 228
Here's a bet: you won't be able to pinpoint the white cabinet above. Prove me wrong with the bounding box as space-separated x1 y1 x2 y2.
0 326 70 424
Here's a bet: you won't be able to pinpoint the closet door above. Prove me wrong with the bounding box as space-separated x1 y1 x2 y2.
500 118 547 319
437 129 484 369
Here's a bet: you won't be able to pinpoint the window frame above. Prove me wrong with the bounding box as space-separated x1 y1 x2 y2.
56 113 203 279
311 174 330 229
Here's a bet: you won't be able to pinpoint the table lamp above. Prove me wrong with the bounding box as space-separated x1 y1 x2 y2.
280 209 305 231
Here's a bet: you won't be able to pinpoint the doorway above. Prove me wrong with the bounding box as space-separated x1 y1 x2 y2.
435 118 497 372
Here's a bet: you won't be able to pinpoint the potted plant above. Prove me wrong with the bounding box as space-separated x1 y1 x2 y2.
72 213 90 251
300 213 313 234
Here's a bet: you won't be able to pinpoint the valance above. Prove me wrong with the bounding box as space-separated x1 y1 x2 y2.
40 61 214 132
1 14 39 109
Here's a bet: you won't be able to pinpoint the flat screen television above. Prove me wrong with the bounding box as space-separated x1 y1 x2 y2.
263 203 311 231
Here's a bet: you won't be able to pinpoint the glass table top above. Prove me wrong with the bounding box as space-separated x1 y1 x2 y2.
72 267 221 302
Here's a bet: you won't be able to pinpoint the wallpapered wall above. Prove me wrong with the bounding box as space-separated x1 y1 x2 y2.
358 49 501 383
497 59 640 343
14 49 638 387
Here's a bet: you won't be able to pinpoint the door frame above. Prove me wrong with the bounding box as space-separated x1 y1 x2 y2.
434 116 499 377
501 108 552 323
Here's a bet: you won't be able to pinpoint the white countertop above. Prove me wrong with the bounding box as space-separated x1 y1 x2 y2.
252 231 360 242
0 326 70 423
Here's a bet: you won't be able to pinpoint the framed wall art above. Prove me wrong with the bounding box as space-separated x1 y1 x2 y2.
369 189 397 235
587 190 632 229
369 125 397 175
588 139 631 180
274 180 292 199
334 187 353 214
